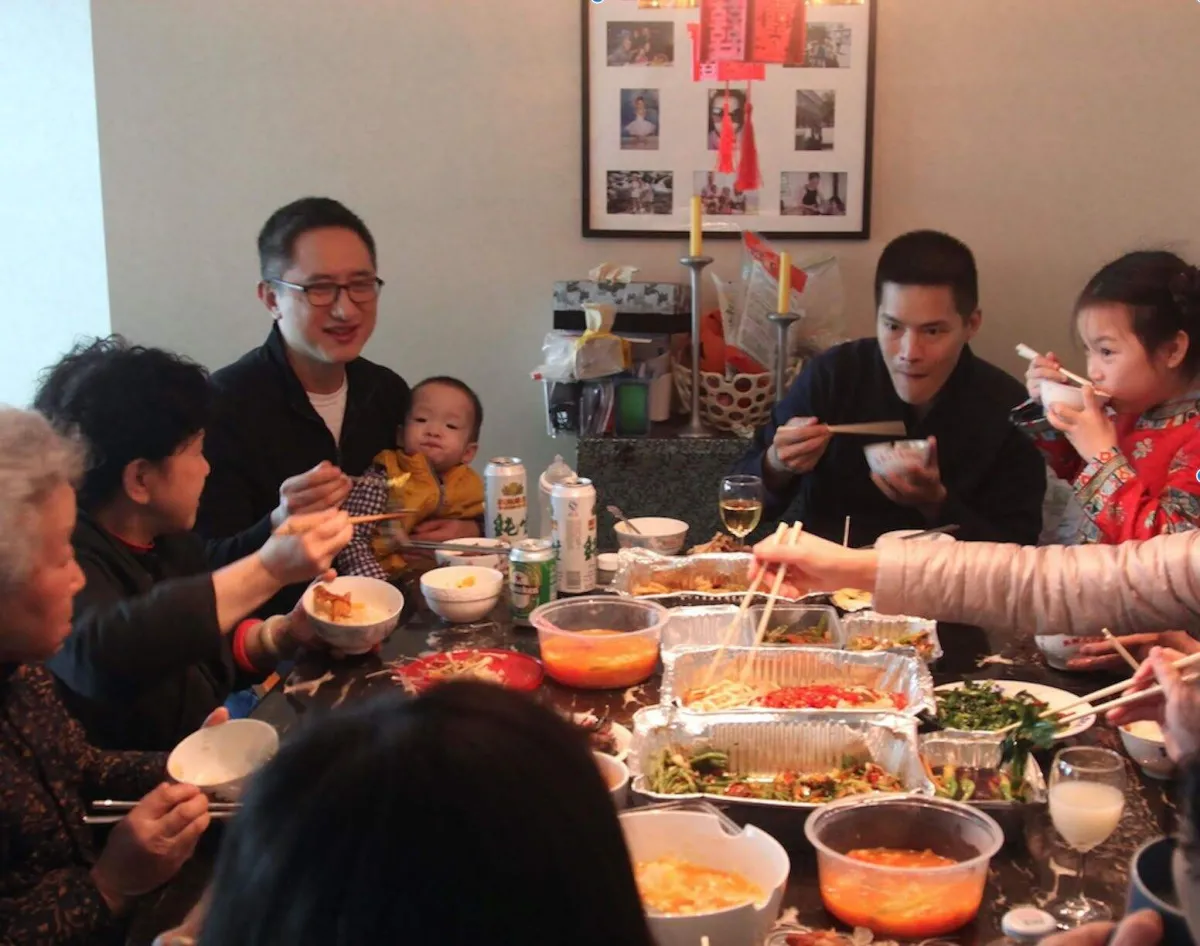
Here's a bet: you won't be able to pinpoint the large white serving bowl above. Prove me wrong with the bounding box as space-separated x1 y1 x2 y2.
620 807 789 946
167 719 279 801
301 576 404 655
420 565 504 623
615 517 690 555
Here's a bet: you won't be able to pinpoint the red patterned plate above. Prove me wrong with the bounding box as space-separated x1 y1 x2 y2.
393 648 544 694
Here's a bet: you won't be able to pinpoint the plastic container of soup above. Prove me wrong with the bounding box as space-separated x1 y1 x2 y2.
804 795 1004 938
531 597 667 689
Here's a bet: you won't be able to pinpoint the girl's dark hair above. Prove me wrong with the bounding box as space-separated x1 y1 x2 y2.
1075 251 1200 375
32 336 211 512
199 683 655 946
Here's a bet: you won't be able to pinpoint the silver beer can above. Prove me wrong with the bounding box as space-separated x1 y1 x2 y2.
485 457 528 541
550 476 597 594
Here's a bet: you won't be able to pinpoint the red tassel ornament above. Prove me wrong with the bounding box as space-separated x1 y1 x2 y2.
735 88 761 193
717 86 736 174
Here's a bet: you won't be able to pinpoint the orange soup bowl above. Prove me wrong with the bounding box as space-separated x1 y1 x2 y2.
531 597 667 690
804 795 1004 939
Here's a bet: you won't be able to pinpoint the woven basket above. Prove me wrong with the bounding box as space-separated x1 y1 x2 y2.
672 359 802 431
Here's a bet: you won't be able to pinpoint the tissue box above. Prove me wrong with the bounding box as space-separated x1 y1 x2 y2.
553 280 690 315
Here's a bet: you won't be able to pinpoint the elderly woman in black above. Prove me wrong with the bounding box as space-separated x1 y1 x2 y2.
0 407 213 944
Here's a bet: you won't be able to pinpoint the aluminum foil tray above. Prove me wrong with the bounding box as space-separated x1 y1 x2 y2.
661 604 843 655
841 611 943 663
629 705 933 811
660 646 936 717
919 730 1048 809
611 549 804 602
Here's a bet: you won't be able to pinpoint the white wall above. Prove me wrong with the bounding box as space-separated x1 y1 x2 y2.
89 0 1200 482
0 0 110 407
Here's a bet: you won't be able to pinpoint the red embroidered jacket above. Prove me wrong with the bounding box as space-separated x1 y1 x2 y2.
1013 393 1200 544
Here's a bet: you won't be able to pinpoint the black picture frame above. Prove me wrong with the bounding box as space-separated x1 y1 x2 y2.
581 0 877 240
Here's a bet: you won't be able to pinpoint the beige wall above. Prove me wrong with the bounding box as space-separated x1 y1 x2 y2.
90 0 1200 481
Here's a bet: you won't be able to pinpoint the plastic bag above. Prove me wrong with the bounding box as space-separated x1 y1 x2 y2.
734 232 846 367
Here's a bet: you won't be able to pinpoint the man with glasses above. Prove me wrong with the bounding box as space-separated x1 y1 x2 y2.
197 197 480 614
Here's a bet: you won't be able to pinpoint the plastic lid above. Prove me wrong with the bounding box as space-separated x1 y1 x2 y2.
541 455 576 484
1001 906 1058 941
597 553 620 571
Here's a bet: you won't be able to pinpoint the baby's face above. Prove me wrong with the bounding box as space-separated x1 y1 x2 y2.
404 383 477 472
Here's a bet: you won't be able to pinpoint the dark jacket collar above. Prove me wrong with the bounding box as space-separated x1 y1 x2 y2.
262 323 381 422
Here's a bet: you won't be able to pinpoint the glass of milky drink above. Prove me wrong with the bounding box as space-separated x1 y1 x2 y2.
1045 746 1127 928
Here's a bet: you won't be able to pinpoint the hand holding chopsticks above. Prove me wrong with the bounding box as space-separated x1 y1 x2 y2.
741 522 805 682
1002 650 1200 740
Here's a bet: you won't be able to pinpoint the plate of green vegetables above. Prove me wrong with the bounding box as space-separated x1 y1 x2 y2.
934 679 1094 741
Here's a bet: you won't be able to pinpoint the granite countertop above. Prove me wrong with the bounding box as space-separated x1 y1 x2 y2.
137 588 1175 945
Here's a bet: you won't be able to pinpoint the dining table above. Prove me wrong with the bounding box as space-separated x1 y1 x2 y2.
132 582 1179 946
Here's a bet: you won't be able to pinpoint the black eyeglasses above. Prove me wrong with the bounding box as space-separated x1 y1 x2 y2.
271 277 385 307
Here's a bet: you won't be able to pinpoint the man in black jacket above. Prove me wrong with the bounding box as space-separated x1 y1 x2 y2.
35 338 352 751
732 230 1046 548
196 197 479 615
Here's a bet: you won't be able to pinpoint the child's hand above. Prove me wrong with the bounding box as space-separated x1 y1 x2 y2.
1026 351 1066 401
1046 384 1118 462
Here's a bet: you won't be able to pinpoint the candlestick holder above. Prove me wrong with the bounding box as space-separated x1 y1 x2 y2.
679 255 713 438
767 311 801 404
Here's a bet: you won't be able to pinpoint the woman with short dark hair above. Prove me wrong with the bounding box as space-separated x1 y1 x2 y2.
36 336 353 751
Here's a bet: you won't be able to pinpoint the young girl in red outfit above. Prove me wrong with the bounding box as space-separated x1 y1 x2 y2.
1020 251 1200 544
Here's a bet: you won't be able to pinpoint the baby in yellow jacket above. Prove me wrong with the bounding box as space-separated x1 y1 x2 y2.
338 377 485 580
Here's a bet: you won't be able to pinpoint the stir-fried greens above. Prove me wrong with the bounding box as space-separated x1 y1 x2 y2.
647 746 904 803
936 681 1047 731
763 613 832 645
999 702 1059 787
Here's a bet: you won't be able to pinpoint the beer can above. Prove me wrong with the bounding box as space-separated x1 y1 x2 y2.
485 457 528 541
509 538 557 626
550 477 597 594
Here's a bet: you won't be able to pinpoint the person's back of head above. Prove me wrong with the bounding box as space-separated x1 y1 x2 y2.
874 230 979 319
199 682 655 946
257 197 377 282
32 336 210 514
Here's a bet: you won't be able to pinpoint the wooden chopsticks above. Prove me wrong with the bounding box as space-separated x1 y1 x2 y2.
1056 669 1200 728
826 421 907 436
741 522 805 682
1015 343 1092 389
1101 628 1141 673
348 511 417 525
698 524 786 687
1006 651 1200 732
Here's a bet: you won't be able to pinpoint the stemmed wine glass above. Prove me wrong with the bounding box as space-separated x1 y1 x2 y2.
719 475 764 541
1046 746 1127 928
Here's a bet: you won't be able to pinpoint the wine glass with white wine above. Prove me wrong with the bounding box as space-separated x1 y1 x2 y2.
1046 746 1127 928
719 475 765 541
